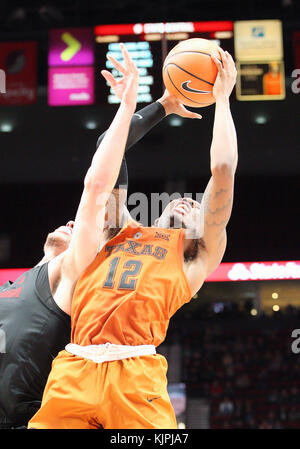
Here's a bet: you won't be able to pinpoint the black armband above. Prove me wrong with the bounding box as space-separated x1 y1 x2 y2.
96 101 166 152
124 101 166 151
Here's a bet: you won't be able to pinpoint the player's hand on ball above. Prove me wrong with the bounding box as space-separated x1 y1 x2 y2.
211 48 237 101
158 90 202 119
101 43 139 110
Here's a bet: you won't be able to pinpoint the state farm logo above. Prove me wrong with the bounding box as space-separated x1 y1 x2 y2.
228 262 300 281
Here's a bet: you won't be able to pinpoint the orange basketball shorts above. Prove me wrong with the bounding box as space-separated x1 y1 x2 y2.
27 350 177 429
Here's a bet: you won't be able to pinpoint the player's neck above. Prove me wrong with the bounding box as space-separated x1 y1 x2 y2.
36 248 63 267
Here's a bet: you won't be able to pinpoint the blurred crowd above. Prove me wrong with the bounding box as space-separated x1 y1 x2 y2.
176 304 300 429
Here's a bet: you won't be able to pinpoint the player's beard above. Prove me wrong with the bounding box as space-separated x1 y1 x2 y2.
103 210 122 240
104 189 127 241
106 227 122 240
43 233 69 256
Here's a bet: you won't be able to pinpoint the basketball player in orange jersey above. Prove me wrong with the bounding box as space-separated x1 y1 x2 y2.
28 48 238 429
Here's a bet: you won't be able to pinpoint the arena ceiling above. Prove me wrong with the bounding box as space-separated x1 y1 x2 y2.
0 0 299 33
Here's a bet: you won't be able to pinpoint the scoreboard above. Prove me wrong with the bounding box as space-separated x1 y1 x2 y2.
95 39 161 104
47 21 287 106
94 21 234 105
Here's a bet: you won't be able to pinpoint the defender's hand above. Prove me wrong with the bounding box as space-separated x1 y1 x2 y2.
211 48 237 101
158 90 202 119
101 43 139 110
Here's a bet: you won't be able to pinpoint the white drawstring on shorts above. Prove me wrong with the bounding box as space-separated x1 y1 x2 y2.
65 342 156 363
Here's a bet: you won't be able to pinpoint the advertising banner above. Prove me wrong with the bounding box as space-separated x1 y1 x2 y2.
0 41 37 105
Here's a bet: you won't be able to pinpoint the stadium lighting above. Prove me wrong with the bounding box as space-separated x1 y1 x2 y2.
273 305 280 312
272 292 279 299
254 114 267 125
85 120 97 130
0 123 13 132
169 116 183 127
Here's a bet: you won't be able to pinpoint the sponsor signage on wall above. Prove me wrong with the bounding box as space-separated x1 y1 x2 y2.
234 20 285 100
48 28 94 106
0 41 37 105
2 260 300 284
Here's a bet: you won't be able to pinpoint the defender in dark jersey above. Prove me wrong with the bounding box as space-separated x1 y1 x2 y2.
0 45 199 429
0 264 71 428
0 44 141 428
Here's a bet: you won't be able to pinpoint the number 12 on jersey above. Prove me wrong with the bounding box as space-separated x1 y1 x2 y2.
103 257 142 290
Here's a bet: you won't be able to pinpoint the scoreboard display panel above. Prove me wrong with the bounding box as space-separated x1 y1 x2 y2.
94 21 234 105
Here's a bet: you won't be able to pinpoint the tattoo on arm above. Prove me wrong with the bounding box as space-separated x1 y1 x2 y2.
217 233 226 248
205 218 227 227
214 187 229 198
207 197 232 215
203 184 233 228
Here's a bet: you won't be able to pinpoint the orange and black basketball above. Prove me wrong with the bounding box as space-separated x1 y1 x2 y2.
162 38 220 108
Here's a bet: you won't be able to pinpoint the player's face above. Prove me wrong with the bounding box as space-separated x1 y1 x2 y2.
104 188 128 229
44 220 74 256
156 198 202 237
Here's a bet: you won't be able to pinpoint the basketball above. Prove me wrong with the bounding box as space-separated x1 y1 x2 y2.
162 38 221 108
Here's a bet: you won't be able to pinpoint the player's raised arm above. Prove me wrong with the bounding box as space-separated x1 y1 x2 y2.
63 43 139 279
97 51 202 152
200 48 238 277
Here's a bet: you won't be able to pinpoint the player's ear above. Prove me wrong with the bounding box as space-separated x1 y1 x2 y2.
154 218 159 227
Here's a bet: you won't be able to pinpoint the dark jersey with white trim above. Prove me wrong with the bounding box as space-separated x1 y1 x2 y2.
0 263 71 428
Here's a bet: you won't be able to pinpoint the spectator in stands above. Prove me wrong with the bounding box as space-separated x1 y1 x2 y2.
233 336 244 353
279 406 287 422
189 364 199 382
274 420 283 429
218 397 234 416
225 364 235 381
244 400 254 425
281 363 291 381
268 389 279 404
204 363 216 382
290 386 300 405
233 399 244 419
223 381 234 396
235 372 250 389
222 352 233 367
247 417 257 429
288 405 300 422
278 389 289 404
269 351 283 372
259 420 272 429
210 380 223 398
267 410 276 427
257 366 268 388
233 418 244 429
202 382 211 399
181 306 300 429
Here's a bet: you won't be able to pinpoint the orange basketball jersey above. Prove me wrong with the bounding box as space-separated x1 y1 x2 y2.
71 221 192 347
